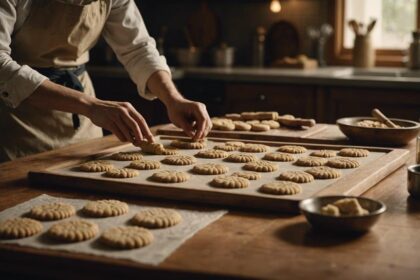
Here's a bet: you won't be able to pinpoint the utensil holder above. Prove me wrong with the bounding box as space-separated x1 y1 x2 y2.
353 35 375 68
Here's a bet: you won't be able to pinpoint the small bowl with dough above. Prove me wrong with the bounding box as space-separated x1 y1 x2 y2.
299 195 386 233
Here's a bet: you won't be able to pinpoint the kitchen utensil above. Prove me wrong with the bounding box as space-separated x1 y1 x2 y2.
367 19 377 34
174 48 201 67
371 108 399 128
353 34 375 68
187 1 219 49
252 26 266 67
277 117 316 128
408 30 420 70
213 43 235 68
300 195 386 233
348 20 359 35
408 165 420 198
266 20 300 64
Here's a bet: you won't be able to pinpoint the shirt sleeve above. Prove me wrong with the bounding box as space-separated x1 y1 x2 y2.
102 0 171 100
0 0 48 108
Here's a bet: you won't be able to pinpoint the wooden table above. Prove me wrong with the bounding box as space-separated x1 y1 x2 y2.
1 125 419 279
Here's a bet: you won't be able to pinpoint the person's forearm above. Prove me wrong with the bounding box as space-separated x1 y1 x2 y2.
146 70 184 106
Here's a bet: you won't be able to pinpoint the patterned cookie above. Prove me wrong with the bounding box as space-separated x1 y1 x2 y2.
225 113 242 120
100 226 153 249
212 118 236 131
244 160 278 172
225 153 258 163
226 141 245 148
239 143 269 153
295 156 327 167
158 147 179 155
79 160 114 172
338 148 370 157
261 120 280 129
211 175 249 189
310 150 337 158
263 152 294 162
327 158 360 169
278 171 314 183
259 181 302 195
233 121 252 131
0 218 43 239
214 144 239 152
83 200 129 217
277 145 307 154
47 219 98 242
29 202 76 221
251 123 271 132
138 141 164 154
162 155 196 165
129 159 161 170
150 170 190 183
192 163 229 175
231 171 261 180
195 149 228 159
132 208 182 228
105 168 139 178
111 151 143 161
306 166 342 179
170 139 207 149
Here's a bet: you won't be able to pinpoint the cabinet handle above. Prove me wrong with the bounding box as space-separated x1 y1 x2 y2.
258 94 266 101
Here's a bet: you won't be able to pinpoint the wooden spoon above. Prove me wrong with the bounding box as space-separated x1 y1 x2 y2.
371 108 399 128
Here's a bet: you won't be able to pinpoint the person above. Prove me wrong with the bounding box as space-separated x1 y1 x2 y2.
0 0 212 162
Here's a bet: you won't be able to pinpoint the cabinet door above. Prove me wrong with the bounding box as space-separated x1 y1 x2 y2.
224 83 317 118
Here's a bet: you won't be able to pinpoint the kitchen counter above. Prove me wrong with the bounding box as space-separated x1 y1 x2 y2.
0 125 419 279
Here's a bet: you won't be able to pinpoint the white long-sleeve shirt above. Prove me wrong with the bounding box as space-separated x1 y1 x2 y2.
0 0 170 108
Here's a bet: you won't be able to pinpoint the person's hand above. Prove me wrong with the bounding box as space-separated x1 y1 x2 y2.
166 98 212 140
85 99 154 145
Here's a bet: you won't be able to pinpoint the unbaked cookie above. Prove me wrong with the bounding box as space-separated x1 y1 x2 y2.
231 171 261 180
256 111 279 120
259 181 302 195
261 120 280 129
251 123 270 132
233 121 252 131
83 200 129 217
310 150 337 158
111 151 143 161
139 141 178 155
225 153 258 163
246 120 260 125
79 160 114 172
195 149 228 159
170 139 206 149
306 166 342 179
150 170 190 183
129 159 161 170
105 168 139 178
192 163 229 175
263 152 294 162
47 219 98 242
239 143 269 153
214 144 239 152
295 156 327 167
132 208 182 228
100 226 153 249
278 170 314 183
338 148 369 157
244 160 278 172
0 218 43 239
277 145 307 154
241 112 259 120
224 113 242 120
210 175 249 189
29 202 76 221
212 118 236 131
327 158 360 169
226 141 245 148
161 155 196 165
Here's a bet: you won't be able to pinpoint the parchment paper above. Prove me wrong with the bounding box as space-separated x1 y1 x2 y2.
0 194 227 265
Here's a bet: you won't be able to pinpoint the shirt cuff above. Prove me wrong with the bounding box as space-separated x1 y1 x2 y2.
1 65 48 108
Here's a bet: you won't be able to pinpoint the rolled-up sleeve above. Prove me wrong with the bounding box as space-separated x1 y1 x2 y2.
102 0 170 100
0 0 47 108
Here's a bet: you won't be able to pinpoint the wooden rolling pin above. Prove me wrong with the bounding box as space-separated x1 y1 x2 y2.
371 108 399 128
277 117 316 128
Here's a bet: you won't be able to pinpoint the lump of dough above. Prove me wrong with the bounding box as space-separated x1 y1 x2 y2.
320 204 340 216
332 198 369 216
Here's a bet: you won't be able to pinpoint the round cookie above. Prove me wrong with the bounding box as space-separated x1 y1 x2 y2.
225 141 245 148
327 157 360 169
306 166 342 179
212 118 236 131
0 218 43 239
129 159 161 170
239 144 269 153
211 175 249 189
105 168 139 178
29 202 76 221
225 113 242 120
263 152 294 162
233 121 252 131
338 148 369 157
132 208 182 229
214 144 239 152
83 200 129 217
100 226 153 249
161 155 196 165
79 160 114 172
158 147 179 155
259 181 302 195
195 149 228 159
150 170 190 183
192 163 229 175
310 150 337 158
251 123 270 132
47 219 98 242
111 151 143 161
246 120 260 125
295 156 327 167
225 153 258 163
244 160 278 172
278 171 314 183
261 120 280 129
277 145 307 154
231 171 261 180
170 139 206 149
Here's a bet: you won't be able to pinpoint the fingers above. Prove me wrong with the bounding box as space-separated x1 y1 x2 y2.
117 102 155 144
178 120 195 138
127 106 155 143
107 123 126 142
192 102 211 140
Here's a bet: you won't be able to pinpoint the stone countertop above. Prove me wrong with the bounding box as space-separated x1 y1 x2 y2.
87 65 420 90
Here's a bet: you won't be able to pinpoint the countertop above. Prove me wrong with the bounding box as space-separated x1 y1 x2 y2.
88 65 420 90
0 125 419 279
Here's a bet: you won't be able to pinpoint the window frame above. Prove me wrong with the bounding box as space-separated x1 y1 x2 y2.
328 0 420 66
